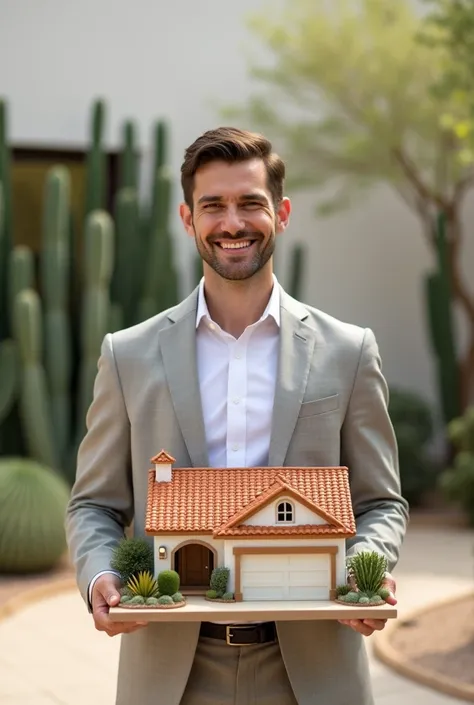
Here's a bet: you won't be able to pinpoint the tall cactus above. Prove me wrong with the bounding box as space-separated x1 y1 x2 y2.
424 211 460 424
76 211 115 444
120 121 138 190
8 246 34 323
84 99 107 218
139 166 177 320
111 187 140 329
0 339 18 425
40 167 72 464
13 289 57 469
0 102 14 340
288 243 305 300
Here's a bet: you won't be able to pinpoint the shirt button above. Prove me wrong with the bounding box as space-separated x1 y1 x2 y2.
208 323 215 331
234 352 241 359
233 398 240 404
232 444 239 451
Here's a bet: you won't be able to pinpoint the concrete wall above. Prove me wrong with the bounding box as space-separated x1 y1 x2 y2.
1 0 473 418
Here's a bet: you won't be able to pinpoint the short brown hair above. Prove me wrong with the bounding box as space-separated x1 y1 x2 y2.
180 126 285 209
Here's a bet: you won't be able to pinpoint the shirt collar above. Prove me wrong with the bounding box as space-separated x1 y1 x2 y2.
196 273 281 329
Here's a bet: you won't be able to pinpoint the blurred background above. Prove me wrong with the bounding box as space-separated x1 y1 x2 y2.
0 1 473 704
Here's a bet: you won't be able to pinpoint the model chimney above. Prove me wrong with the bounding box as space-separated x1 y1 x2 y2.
150 450 176 482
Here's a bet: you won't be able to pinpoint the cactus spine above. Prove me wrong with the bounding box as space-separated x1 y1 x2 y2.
76 211 114 442
40 167 72 465
424 212 460 424
13 289 57 469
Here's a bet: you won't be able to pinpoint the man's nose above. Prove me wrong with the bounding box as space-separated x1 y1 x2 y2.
220 206 246 235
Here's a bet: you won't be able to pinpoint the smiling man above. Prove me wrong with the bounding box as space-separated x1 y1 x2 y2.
66 127 408 705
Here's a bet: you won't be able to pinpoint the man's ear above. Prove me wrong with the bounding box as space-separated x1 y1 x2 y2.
276 197 291 233
180 202 195 238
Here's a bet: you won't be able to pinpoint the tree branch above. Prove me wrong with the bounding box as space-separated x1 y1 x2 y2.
392 147 448 209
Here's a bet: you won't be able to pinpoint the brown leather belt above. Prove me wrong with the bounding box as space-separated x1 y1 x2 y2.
200 621 277 646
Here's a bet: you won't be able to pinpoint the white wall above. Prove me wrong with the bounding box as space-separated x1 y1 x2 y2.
1 0 473 419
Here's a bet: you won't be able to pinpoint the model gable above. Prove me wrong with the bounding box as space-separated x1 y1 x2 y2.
243 495 331 527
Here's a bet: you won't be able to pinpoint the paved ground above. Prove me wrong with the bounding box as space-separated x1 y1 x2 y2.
0 523 472 705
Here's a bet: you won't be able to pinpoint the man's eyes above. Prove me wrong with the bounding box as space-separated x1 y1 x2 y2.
203 202 262 210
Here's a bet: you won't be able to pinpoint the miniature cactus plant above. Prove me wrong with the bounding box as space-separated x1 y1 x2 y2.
336 551 389 604
158 595 174 605
110 537 154 584
209 566 230 596
126 570 159 599
157 569 180 596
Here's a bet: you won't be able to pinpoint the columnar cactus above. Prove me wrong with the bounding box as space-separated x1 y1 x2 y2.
76 211 114 443
40 167 72 465
0 102 13 340
13 289 57 470
8 246 34 322
84 99 107 218
120 120 138 190
111 187 140 328
0 339 18 425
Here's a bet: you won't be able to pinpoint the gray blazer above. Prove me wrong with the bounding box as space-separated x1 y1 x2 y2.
66 285 409 705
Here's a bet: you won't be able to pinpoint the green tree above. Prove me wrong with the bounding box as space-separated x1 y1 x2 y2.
419 0 474 165
226 0 474 411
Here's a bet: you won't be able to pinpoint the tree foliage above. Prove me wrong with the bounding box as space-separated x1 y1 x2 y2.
226 0 473 216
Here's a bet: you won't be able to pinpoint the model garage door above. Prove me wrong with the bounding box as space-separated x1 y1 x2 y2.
240 553 330 600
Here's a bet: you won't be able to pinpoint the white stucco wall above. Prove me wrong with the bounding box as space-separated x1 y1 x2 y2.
1 0 472 425
243 497 327 526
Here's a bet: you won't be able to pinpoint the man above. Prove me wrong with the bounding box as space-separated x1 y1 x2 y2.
66 126 409 705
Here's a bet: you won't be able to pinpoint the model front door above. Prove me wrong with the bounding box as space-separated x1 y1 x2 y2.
175 544 214 588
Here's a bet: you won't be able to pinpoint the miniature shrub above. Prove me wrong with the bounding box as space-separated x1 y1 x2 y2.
171 592 184 603
127 570 159 598
206 589 217 599
158 570 180 596
128 595 145 605
369 595 384 604
120 594 132 603
378 587 391 600
158 595 174 605
347 552 387 594
335 584 351 597
342 591 360 603
146 597 159 605
222 592 234 601
210 566 229 594
359 596 370 604
110 537 154 584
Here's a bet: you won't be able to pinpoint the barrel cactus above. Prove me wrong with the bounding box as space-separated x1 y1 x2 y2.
0 457 69 573
157 569 180 596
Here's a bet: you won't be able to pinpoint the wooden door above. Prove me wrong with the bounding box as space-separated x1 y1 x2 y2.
178 544 213 587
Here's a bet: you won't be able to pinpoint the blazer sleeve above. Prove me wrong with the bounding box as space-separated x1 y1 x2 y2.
65 333 133 607
341 328 409 573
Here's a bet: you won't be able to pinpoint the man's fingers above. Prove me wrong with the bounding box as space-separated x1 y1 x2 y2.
338 618 387 636
382 574 397 604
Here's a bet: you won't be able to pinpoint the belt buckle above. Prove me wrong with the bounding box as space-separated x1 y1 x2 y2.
225 625 253 646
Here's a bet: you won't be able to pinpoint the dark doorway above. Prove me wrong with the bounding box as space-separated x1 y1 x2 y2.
174 543 214 590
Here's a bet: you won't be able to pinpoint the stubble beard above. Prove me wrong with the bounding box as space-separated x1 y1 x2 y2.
194 227 276 282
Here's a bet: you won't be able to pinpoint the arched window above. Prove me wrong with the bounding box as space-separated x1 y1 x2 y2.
276 500 294 523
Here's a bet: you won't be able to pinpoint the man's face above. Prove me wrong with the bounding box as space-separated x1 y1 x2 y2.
180 159 290 281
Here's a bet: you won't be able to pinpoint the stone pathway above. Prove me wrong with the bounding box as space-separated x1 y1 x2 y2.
0 523 472 705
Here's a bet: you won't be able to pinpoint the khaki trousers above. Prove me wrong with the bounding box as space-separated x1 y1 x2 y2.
179 635 298 705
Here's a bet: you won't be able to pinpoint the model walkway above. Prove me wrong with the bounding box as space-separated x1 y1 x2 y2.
0 523 472 705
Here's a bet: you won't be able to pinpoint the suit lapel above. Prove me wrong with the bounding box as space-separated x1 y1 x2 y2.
159 289 210 468
268 289 319 467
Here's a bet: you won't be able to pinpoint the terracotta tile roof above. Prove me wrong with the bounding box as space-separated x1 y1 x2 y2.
145 466 356 538
151 450 176 464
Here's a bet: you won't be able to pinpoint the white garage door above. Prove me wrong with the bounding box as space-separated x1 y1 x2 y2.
240 553 330 601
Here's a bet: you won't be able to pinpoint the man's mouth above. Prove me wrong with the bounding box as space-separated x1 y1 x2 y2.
216 240 255 250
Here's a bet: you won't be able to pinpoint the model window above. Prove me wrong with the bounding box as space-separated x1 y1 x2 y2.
276 501 293 523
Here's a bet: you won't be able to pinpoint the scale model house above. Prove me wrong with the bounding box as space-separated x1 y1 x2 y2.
145 450 356 602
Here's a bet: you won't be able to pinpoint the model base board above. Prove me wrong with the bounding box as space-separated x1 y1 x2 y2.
110 596 397 622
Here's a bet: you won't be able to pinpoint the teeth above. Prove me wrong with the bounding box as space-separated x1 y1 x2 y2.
220 241 252 249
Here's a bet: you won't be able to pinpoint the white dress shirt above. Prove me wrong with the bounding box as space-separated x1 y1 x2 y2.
196 274 280 469
89 275 281 615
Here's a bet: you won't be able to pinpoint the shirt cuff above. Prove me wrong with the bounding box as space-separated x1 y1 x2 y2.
88 570 122 610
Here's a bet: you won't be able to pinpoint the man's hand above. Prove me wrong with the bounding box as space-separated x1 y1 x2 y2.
92 574 148 637
338 573 396 637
